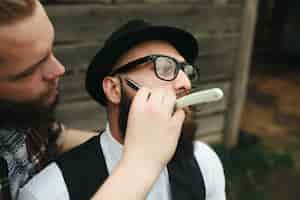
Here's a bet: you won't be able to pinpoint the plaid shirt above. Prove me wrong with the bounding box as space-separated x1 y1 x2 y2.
0 124 60 200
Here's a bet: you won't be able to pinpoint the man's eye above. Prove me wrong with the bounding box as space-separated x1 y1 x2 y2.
162 65 174 74
10 68 35 81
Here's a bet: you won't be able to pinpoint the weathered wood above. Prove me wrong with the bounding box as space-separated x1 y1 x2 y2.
194 51 236 81
51 0 111 3
44 0 251 147
115 0 212 3
194 113 224 137
58 74 90 102
196 34 240 54
46 4 241 44
224 0 258 148
44 0 243 5
196 131 223 144
56 100 107 130
44 0 242 5
212 0 228 6
115 0 207 3
53 34 239 74
227 0 244 6
54 43 100 74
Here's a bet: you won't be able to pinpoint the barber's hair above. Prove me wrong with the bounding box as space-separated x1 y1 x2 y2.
0 0 36 25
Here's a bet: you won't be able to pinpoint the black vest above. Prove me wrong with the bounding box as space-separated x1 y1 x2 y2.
56 134 205 200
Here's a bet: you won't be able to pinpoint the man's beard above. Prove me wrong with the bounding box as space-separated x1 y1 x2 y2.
0 94 59 129
118 85 197 160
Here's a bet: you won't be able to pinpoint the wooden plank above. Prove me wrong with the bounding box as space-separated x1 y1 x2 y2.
48 0 111 3
43 0 243 5
46 4 242 44
58 74 90 102
44 0 241 5
115 0 211 3
194 113 224 137
196 34 239 54
196 131 223 144
228 0 244 5
195 51 236 81
54 43 100 74
56 100 107 130
53 34 239 74
224 0 258 148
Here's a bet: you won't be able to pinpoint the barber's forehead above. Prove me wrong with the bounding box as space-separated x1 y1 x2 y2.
114 40 184 67
0 3 53 74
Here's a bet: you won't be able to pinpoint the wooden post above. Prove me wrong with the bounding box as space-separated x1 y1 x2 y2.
224 0 259 149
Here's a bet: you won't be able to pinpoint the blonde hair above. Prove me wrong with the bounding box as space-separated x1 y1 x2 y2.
0 0 36 25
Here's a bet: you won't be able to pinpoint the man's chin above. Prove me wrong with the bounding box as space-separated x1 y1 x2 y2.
0 95 59 128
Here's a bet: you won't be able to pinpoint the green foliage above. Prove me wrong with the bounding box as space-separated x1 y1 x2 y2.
213 142 296 200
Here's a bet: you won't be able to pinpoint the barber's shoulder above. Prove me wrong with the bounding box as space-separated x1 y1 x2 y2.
57 126 99 153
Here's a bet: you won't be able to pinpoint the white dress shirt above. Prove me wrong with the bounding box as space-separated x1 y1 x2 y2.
18 125 226 200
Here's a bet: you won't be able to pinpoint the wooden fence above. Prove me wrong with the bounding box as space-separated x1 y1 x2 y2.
44 0 258 147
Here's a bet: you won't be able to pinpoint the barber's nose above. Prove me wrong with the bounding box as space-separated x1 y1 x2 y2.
43 55 65 81
173 70 192 91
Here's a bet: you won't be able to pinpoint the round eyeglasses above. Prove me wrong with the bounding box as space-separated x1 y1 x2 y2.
110 54 199 82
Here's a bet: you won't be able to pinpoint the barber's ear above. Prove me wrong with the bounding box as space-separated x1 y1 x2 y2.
102 77 121 104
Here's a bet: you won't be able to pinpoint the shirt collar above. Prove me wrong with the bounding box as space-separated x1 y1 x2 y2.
100 124 123 173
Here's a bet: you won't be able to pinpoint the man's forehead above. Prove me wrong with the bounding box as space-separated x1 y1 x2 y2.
0 4 53 48
0 3 54 72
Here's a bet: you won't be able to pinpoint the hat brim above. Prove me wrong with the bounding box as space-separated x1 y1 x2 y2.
86 26 199 106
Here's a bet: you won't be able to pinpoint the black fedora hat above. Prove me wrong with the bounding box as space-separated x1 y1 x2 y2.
85 19 199 106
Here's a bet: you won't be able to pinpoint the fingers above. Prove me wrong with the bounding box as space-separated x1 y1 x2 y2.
147 88 177 117
171 108 186 129
132 87 179 119
148 88 164 107
132 87 151 107
162 89 176 117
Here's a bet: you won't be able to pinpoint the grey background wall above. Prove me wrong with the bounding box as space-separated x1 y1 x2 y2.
43 0 257 146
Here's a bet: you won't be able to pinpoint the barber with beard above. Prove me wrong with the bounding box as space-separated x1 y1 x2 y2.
18 19 226 200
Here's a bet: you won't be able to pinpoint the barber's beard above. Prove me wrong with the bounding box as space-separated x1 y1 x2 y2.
118 86 197 160
0 93 59 129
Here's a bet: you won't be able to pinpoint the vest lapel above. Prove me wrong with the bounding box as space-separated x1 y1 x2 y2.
167 156 206 200
56 135 108 200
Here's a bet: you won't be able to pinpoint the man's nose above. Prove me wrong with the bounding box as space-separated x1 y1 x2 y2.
173 70 192 92
42 55 65 81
